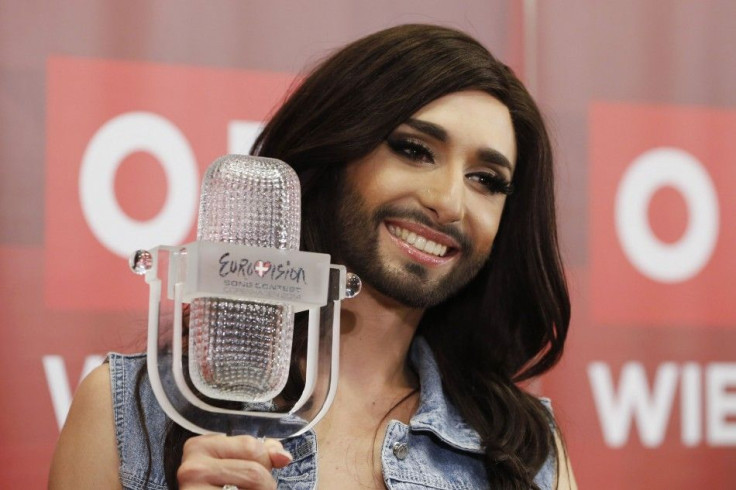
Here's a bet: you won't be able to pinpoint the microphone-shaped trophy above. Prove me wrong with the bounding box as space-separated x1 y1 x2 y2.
129 155 361 438
190 156 300 403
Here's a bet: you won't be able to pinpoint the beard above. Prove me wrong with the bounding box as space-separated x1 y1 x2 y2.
331 182 491 308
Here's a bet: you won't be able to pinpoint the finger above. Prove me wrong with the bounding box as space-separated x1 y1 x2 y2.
217 460 277 489
262 439 293 468
178 458 276 489
182 434 273 470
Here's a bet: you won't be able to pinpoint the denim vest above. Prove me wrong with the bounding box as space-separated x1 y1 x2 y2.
109 338 556 489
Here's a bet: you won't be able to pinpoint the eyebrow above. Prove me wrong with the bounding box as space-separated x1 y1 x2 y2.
404 117 514 172
405 118 447 142
478 148 514 172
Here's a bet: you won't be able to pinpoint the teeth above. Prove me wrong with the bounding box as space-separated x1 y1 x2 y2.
387 224 450 257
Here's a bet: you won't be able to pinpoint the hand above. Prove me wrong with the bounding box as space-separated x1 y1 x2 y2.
177 434 293 490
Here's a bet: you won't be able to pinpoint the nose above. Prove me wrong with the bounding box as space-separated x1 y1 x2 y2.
417 168 465 224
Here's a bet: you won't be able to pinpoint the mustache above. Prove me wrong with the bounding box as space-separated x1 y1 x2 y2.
372 204 473 253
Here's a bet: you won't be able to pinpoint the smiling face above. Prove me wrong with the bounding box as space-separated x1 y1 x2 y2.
333 90 517 308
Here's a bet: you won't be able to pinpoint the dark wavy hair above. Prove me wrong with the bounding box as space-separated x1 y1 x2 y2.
155 24 569 489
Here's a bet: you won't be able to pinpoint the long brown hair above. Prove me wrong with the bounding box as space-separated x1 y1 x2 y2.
158 24 569 489
252 24 570 488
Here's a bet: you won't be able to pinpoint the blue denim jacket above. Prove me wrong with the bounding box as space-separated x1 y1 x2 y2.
109 337 556 489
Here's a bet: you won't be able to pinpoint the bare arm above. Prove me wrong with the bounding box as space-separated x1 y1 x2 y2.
48 363 122 489
555 430 578 490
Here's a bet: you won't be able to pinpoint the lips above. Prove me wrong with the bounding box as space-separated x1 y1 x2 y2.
387 223 449 257
381 215 464 266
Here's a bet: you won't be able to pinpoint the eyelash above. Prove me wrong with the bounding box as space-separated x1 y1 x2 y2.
386 135 515 196
387 135 435 163
467 173 515 196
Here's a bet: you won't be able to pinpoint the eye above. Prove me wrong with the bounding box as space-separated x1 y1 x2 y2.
386 135 435 164
467 172 514 196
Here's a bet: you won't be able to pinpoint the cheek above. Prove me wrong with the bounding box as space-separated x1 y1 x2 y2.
345 157 412 207
470 201 506 254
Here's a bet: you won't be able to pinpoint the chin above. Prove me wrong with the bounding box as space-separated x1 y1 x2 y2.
362 268 457 309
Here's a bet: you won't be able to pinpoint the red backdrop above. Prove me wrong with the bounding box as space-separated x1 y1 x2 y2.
1 1 734 488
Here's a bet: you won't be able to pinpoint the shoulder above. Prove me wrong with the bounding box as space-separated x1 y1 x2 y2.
49 362 121 489
49 353 171 490
533 397 578 490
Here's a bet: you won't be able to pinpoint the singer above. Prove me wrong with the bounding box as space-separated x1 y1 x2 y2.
50 24 576 489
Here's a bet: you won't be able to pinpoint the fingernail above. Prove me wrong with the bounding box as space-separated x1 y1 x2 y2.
274 448 293 462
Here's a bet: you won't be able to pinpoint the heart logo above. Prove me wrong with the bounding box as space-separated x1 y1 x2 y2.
254 260 272 277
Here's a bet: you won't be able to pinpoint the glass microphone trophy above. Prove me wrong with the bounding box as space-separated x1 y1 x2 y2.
129 155 361 438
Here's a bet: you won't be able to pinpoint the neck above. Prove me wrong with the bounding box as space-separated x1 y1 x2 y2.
337 281 423 393
313 285 423 490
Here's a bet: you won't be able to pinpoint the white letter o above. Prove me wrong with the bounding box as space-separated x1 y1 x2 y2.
615 147 719 283
79 112 198 257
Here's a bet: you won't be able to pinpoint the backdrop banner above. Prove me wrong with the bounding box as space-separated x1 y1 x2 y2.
1 1 734 488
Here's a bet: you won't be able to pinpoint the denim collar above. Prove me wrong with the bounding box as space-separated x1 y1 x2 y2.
409 337 484 454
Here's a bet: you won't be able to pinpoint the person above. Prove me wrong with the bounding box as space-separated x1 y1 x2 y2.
49 24 576 489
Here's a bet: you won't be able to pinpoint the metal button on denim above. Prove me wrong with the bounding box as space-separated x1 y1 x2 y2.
393 442 409 460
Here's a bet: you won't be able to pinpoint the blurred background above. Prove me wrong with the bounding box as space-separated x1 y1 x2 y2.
1 0 734 487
